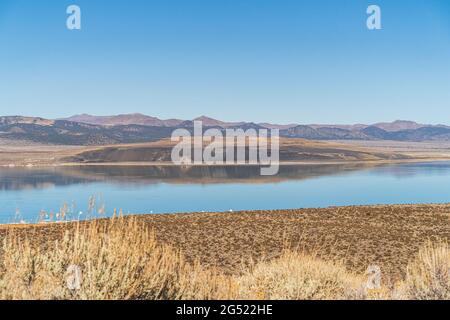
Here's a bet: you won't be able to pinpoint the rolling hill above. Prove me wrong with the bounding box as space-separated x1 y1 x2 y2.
0 117 175 145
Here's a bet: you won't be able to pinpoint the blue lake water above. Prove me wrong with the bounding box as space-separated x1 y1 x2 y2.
1 161 450 224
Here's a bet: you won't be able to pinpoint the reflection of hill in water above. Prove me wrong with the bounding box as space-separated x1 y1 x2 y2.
4 161 448 191
57 164 381 184
0 163 385 191
0 169 91 191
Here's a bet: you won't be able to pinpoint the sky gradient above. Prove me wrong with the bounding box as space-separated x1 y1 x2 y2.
0 0 449 124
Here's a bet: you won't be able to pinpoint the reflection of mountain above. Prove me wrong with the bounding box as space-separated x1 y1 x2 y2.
4 162 448 192
0 164 379 191
60 164 377 184
0 169 91 191
368 161 450 179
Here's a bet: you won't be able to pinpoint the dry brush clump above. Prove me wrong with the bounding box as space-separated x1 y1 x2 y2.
237 251 369 300
0 217 236 300
235 241 450 300
400 240 450 300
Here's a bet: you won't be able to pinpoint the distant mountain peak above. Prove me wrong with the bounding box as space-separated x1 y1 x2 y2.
191 116 247 128
373 120 424 132
194 116 223 122
193 116 225 126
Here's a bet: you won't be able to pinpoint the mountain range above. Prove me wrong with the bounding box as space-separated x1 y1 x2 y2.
1 114 450 145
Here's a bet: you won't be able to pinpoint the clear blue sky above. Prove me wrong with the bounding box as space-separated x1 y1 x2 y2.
1 0 449 124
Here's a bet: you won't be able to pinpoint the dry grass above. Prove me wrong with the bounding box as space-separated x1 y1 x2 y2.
1 213 450 300
0 217 237 300
401 240 450 299
237 251 368 300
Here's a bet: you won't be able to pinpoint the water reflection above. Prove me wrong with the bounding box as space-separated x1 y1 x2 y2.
368 162 450 179
0 163 379 190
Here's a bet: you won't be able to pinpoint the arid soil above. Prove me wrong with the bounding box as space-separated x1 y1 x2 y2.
2 204 450 284
0 144 87 167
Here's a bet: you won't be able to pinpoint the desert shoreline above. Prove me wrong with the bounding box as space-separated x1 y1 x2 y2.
3 138 450 168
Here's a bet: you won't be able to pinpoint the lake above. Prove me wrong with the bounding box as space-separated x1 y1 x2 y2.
1 161 450 224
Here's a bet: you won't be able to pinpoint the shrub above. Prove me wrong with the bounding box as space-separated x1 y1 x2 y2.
237 251 367 300
401 240 450 300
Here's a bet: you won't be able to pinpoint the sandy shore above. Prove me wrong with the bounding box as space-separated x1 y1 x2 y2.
2 204 450 283
58 157 450 167
2 156 450 168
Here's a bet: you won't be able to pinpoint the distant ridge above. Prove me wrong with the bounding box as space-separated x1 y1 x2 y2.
60 114 442 133
62 113 184 127
309 120 425 132
62 114 245 128
0 116 54 126
2 114 450 145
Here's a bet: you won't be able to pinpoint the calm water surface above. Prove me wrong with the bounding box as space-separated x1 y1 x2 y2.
1 162 450 224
